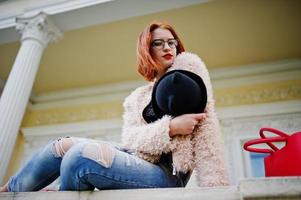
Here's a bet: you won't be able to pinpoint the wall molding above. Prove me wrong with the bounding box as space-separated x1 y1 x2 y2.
23 101 123 127
29 80 145 111
211 58 301 89
30 80 145 104
24 94 301 127
215 82 301 107
22 118 122 139
28 58 301 111
22 100 301 138
217 100 301 120
210 58 301 79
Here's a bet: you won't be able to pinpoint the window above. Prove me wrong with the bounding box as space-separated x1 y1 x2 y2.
249 152 268 177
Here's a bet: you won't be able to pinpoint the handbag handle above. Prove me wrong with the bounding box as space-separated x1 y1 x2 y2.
259 128 289 151
243 137 287 154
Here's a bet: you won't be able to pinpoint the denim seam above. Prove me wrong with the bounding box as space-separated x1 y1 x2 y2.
80 172 162 188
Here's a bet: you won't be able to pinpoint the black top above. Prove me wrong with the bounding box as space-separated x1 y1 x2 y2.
157 152 192 187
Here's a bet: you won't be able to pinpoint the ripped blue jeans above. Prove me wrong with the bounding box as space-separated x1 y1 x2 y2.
7 137 181 191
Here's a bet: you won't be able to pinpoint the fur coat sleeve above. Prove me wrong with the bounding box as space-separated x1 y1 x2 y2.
168 52 230 187
121 84 173 163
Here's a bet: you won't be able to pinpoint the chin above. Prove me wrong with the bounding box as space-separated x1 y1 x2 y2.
163 61 173 68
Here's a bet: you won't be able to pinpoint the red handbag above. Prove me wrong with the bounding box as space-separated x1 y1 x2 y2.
243 127 301 177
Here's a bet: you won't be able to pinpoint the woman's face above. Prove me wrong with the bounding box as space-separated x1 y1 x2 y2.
151 28 177 76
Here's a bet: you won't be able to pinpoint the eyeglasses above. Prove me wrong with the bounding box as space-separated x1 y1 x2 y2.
151 39 178 50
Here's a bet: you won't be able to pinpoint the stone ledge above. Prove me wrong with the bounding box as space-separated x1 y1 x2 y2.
0 186 240 200
0 177 300 200
240 177 301 199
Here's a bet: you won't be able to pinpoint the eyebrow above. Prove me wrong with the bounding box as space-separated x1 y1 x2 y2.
152 38 175 41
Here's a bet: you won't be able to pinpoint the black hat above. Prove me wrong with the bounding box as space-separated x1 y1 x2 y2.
143 70 207 123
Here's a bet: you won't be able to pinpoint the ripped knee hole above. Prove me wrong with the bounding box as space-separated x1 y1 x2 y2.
82 143 115 168
52 137 74 157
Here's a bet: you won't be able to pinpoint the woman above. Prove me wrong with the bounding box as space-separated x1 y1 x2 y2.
0 21 228 192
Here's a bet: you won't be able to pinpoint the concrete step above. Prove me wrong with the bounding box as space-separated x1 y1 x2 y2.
0 186 240 200
0 177 300 200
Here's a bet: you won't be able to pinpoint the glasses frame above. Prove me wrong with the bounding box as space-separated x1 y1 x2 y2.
151 39 178 50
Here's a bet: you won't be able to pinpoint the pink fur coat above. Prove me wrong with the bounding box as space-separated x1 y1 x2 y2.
121 52 229 187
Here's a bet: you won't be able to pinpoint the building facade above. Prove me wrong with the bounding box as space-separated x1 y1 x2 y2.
0 0 300 189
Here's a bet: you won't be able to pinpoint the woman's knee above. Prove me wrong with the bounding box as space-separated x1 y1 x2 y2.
52 137 76 157
60 143 85 170
59 141 117 190
81 142 116 168
61 141 116 172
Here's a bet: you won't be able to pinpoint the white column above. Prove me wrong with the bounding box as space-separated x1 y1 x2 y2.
0 78 4 97
0 12 62 184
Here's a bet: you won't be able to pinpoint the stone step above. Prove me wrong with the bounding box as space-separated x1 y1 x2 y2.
0 177 300 200
0 186 240 200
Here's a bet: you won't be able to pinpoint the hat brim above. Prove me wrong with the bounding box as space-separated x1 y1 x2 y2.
143 70 207 123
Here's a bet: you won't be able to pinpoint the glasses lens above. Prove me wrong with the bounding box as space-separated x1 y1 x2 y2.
168 39 178 48
152 40 164 48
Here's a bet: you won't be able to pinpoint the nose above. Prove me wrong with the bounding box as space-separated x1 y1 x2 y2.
163 41 172 50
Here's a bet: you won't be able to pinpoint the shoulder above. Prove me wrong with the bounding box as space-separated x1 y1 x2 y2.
168 51 210 80
168 52 208 75
175 52 204 65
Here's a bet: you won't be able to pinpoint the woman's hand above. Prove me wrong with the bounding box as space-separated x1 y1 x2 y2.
169 113 206 137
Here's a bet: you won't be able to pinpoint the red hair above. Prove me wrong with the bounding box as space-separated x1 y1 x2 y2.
137 21 185 81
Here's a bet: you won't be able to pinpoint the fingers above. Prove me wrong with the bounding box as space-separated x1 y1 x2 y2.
192 113 206 120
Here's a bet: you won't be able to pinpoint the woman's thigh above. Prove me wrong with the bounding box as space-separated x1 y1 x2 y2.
59 141 179 190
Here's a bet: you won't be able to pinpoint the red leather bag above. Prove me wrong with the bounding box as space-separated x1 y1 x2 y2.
243 127 301 177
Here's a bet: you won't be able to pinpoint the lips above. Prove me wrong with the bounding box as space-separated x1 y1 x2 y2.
163 54 173 60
